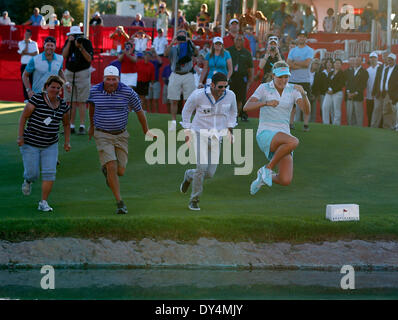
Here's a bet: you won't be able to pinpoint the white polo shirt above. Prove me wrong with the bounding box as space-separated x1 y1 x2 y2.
181 85 238 139
17 40 39 64
134 38 148 53
152 36 168 55
25 52 64 94
251 80 302 134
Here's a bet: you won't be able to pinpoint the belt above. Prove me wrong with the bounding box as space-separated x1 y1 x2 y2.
95 128 126 135
174 71 191 75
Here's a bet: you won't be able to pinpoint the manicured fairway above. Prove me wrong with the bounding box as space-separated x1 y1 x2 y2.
1 101 398 242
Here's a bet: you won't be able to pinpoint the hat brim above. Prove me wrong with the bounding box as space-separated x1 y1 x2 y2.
274 70 291 77
67 32 84 36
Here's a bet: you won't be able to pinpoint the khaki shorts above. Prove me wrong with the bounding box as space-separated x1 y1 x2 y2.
93 129 129 168
167 72 196 100
64 68 91 103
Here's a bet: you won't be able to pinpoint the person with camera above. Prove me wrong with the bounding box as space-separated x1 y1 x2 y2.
62 26 94 135
110 26 130 52
164 29 199 131
259 36 284 83
133 30 151 55
156 2 169 34
118 42 137 88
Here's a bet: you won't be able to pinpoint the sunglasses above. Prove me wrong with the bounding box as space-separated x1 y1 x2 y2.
216 85 228 89
214 42 223 45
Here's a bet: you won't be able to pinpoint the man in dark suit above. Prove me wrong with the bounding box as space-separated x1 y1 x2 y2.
387 54 398 131
371 52 396 129
345 56 369 126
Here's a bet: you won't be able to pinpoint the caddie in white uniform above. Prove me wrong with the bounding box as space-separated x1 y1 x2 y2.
179 72 238 211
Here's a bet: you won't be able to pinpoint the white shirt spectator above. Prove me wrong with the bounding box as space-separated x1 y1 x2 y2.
0 16 11 25
134 37 148 53
152 36 168 55
156 12 169 32
323 16 336 32
180 85 238 139
17 39 39 64
366 64 380 100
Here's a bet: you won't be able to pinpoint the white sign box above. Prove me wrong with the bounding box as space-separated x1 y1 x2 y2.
326 204 359 221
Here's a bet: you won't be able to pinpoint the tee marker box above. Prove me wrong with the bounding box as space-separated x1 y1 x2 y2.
326 204 360 221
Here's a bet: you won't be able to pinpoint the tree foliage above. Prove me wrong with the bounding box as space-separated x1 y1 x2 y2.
180 0 281 24
0 0 84 25
91 0 117 15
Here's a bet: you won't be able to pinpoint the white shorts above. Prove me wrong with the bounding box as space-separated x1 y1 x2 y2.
167 72 196 101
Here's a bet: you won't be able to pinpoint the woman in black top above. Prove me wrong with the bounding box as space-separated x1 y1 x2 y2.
258 36 284 82
312 58 333 121
18 75 71 212
321 58 346 125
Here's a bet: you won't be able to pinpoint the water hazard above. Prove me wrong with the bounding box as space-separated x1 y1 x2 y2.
1 268 397 299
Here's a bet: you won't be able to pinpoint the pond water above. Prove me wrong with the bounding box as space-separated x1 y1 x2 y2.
0 269 397 300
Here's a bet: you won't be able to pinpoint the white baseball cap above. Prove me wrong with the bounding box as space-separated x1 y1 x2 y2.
268 36 279 45
369 51 378 58
104 66 119 77
388 53 397 60
213 37 223 44
229 18 239 25
67 26 83 36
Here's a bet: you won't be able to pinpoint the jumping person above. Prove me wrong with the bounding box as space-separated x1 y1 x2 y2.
179 72 237 210
243 61 310 194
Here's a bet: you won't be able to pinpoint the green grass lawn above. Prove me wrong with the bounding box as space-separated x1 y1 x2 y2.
1 101 398 242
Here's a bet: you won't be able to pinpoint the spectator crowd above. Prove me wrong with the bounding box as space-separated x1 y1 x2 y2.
2 2 398 131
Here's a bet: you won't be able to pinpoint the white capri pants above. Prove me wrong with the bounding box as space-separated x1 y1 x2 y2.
322 91 343 125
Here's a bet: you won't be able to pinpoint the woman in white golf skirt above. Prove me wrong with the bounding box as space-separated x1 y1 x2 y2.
243 61 310 194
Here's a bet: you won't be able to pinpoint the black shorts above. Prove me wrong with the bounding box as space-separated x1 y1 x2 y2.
135 81 150 96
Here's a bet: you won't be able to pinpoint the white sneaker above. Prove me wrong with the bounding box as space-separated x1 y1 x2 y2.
168 120 177 131
21 180 32 196
38 200 53 212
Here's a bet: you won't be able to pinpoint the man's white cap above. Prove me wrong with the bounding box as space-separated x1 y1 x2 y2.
369 51 378 58
104 66 119 77
388 53 397 60
229 18 239 25
67 26 83 36
213 37 223 44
